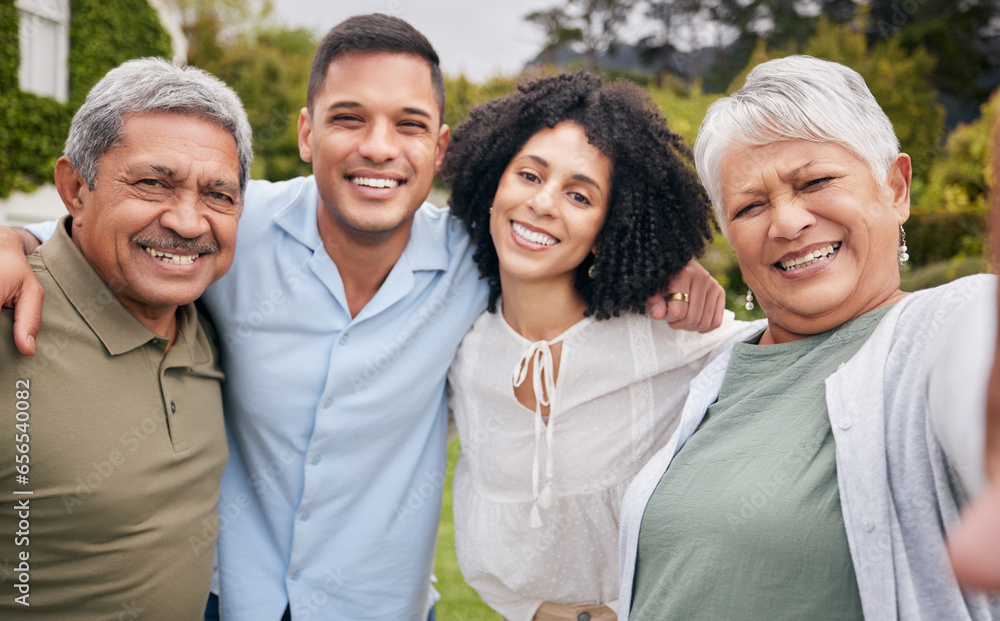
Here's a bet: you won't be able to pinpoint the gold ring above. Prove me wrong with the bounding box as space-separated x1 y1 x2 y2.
667 292 689 303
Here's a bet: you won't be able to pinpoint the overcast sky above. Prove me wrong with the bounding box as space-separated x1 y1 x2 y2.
270 0 551 81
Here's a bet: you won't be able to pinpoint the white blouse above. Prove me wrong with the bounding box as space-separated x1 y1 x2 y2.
448 303 740 621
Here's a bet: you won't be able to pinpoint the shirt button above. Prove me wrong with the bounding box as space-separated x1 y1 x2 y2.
839 418 852 430
300 511 311 522
291 571 301 581
170 401 176 414
339 333 349 345
311 455 321 465
323 398 333 409
862 518 874 532
578 613 591 621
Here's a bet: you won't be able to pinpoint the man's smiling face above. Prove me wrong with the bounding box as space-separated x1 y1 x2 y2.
63 111 241 321
298 52 449 241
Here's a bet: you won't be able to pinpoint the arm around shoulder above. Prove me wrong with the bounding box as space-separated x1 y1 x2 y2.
0 225 45 356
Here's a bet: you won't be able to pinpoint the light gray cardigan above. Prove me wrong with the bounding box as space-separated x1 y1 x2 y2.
618 275 1000 620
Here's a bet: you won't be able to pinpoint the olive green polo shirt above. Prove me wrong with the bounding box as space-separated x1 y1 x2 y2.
0 217 227 620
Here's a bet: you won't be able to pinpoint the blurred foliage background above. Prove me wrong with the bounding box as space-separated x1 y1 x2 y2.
4 0 997 318
166 0 999 321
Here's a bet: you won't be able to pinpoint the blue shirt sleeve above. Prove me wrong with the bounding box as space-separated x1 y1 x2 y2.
24 220 59 243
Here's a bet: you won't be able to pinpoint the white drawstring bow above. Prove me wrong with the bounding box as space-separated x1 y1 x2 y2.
513 340 558 528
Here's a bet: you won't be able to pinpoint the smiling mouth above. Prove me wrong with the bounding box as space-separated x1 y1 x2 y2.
778 242 841 271
350 176 402 189
512 222 558 246
143 246 200 265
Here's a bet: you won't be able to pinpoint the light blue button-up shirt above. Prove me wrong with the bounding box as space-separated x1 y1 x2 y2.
200 177 488 621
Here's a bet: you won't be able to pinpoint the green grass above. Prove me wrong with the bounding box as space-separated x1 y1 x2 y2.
434 438 502 620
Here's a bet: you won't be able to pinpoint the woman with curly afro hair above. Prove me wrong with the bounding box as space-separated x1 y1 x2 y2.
444 72 749 621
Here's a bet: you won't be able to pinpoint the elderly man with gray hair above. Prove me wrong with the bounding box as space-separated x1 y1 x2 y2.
0 57 250 619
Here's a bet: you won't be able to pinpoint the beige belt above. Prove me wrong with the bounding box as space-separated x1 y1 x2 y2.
532 601 617 621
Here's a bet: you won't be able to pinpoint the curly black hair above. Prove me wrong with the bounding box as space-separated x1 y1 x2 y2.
443 71 714 320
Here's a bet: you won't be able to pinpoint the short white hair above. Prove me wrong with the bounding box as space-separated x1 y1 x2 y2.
65 57 253 195
694 55 899 223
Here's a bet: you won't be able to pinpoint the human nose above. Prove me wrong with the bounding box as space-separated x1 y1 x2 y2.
527 183 557 216
160 194 211 240
768 193 816 240
358 119 400 163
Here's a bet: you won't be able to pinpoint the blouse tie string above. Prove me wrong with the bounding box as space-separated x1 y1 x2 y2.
513 339 558 528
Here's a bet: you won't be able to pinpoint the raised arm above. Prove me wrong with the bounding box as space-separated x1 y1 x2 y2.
0 226 44 355
946 123 1000 590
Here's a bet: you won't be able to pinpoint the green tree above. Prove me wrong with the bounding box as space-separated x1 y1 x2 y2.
176 0 314 181
868 0 1000 114
524 0 636 69
525 7 583 66
906 91 998 271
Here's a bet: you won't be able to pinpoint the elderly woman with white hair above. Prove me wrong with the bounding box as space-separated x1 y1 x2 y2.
617 55 1000 620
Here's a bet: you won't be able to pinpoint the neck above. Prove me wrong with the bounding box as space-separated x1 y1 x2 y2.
121 301 179 349
317 201 413 318
499 273 588 342
760 287 909 345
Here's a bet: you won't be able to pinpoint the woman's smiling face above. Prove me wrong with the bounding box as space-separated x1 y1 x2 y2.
719 139 911 342
489 122 612 290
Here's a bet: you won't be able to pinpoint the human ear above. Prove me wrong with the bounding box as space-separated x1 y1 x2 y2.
297 107 314 163
433 124 451 174
887 153 912 224
54 156 87 218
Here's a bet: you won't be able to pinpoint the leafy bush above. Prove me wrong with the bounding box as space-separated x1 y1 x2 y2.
0 0 173 198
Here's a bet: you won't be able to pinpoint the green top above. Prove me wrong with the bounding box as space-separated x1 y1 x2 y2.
0 217 227 620
631 306 893 620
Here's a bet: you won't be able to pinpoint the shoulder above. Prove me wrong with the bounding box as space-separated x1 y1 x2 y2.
239 176 316 228
645 311 765 359
900 274 994 313
887 275 996 342
243 176 314 211
413 202 472 252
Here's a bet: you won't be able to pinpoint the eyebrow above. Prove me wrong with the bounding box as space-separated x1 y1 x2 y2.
208 178 241 196
135 164 239 195
523 154 604 190
326 101 433 120
729 160 822 198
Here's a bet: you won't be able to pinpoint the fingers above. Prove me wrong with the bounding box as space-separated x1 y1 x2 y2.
665 260 725 332
662 262 697 326
12 280 43 356
0 227 43 356
668 276 710 331
645 291 668 321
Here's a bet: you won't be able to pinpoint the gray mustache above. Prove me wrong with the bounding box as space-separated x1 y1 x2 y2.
132 234 219 255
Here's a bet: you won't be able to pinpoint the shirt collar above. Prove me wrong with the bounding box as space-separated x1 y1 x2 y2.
40 215 204 360
401 202 451 273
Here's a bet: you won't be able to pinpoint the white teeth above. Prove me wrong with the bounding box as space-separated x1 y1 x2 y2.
144 246 198 265
780 242 841 271
351 177 399 189
512 222 558 246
